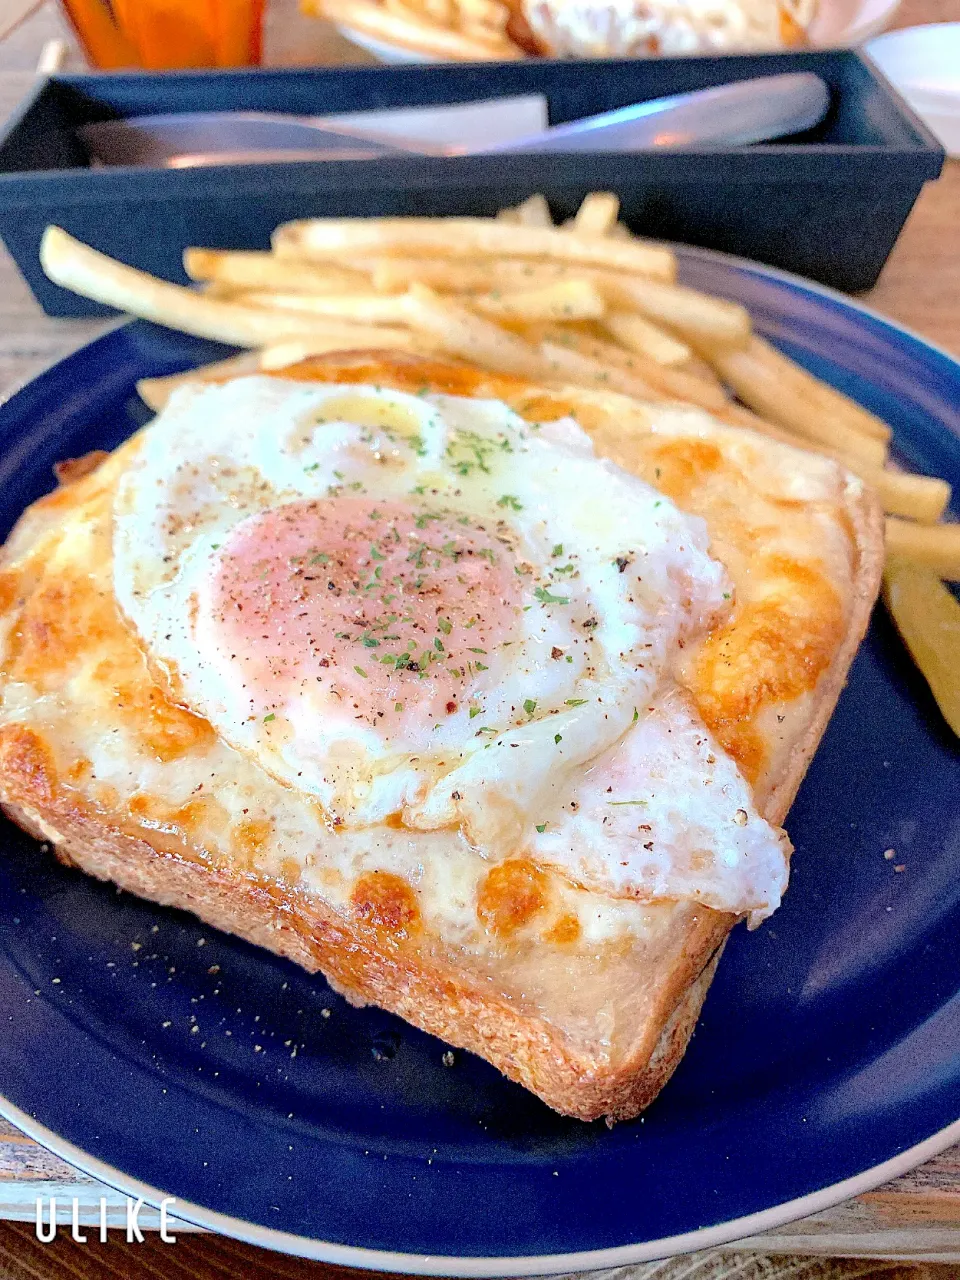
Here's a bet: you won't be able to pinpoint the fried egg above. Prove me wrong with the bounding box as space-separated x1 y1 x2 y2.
113 375 790 917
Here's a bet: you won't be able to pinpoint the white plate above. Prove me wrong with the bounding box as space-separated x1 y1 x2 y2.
336 23 438 61
866 24 960 156
336 0 902 63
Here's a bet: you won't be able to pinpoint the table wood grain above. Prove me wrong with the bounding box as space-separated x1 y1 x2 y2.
0 0 958 1266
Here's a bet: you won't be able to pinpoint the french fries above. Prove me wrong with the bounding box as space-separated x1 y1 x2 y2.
730 335 891 444
543 326 729 413
304 0 522 58
184 249 370 295
273 217 677 282
886 519 960 581
473 279 606 323
41 227 361 349
539 340 662 401
496 195 553 228
258 330 441 370
866 469 951 524
257 330 440 370
231 289 412 325
136 352 265 413
600 274 752 348
884 561 960 735
707 337 889 468
368 257 495 293
573 193 620 237
601 309 693 367
303 0 528 60
402 283 551 381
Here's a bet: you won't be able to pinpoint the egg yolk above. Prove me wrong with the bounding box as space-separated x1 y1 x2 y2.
204 497 522 728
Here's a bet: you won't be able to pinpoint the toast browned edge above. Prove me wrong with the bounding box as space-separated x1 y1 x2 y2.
0 362 886 1123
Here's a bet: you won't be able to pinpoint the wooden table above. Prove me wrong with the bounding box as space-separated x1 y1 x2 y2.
0 0 958 1271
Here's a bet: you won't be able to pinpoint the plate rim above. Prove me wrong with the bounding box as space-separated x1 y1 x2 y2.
2 1092 958 1273
1 241 959 1271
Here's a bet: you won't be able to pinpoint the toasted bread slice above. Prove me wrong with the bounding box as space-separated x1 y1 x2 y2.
0 353 883 1121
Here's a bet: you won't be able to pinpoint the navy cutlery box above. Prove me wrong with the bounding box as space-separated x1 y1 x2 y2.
0 49 943 315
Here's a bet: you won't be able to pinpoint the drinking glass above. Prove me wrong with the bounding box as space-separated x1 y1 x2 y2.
58 0 265 70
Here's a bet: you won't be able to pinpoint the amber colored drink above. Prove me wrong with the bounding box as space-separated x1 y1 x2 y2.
58 0 264 70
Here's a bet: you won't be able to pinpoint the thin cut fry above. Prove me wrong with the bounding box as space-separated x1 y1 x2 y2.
401 283 551 380
232 289 411 324
885 518 960 580
539 341 662 402
417 0 456 22
599 275 751 348
456 260 744 354
739 335 892 444
305 0 521 57
260 329 440 371
601 309 692 366
184 248 370 294
870 469 951 523
369 256 495 293
708 338 888 468
40 227 354 349
456 0 509 28
544 327 728 413
474 279 606 323
513 195 553 228
573 193 620 236
136 352 264 413
884 560 960 737
273 217 676 282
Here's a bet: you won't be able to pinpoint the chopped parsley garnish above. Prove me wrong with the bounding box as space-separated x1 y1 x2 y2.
469 706 481 719
535 823 547 834
437 617 452 635
262 713 275 723
497 494 523 511
354 665 368 678
565 698 588 707
534 586 570 605
552 544 563 557
607 799 649 806
633 707 639 723
554 733 562 744
523 698 537 717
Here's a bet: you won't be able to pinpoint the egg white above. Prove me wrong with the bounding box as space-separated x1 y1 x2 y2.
113 375 787 913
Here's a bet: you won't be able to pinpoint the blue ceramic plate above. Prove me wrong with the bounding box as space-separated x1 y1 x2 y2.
0 246 958 1272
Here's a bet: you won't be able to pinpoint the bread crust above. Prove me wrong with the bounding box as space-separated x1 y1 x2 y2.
0 356 885 1122
0 780 730 1123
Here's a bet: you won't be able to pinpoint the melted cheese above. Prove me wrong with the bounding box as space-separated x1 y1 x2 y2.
0 360 861 977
